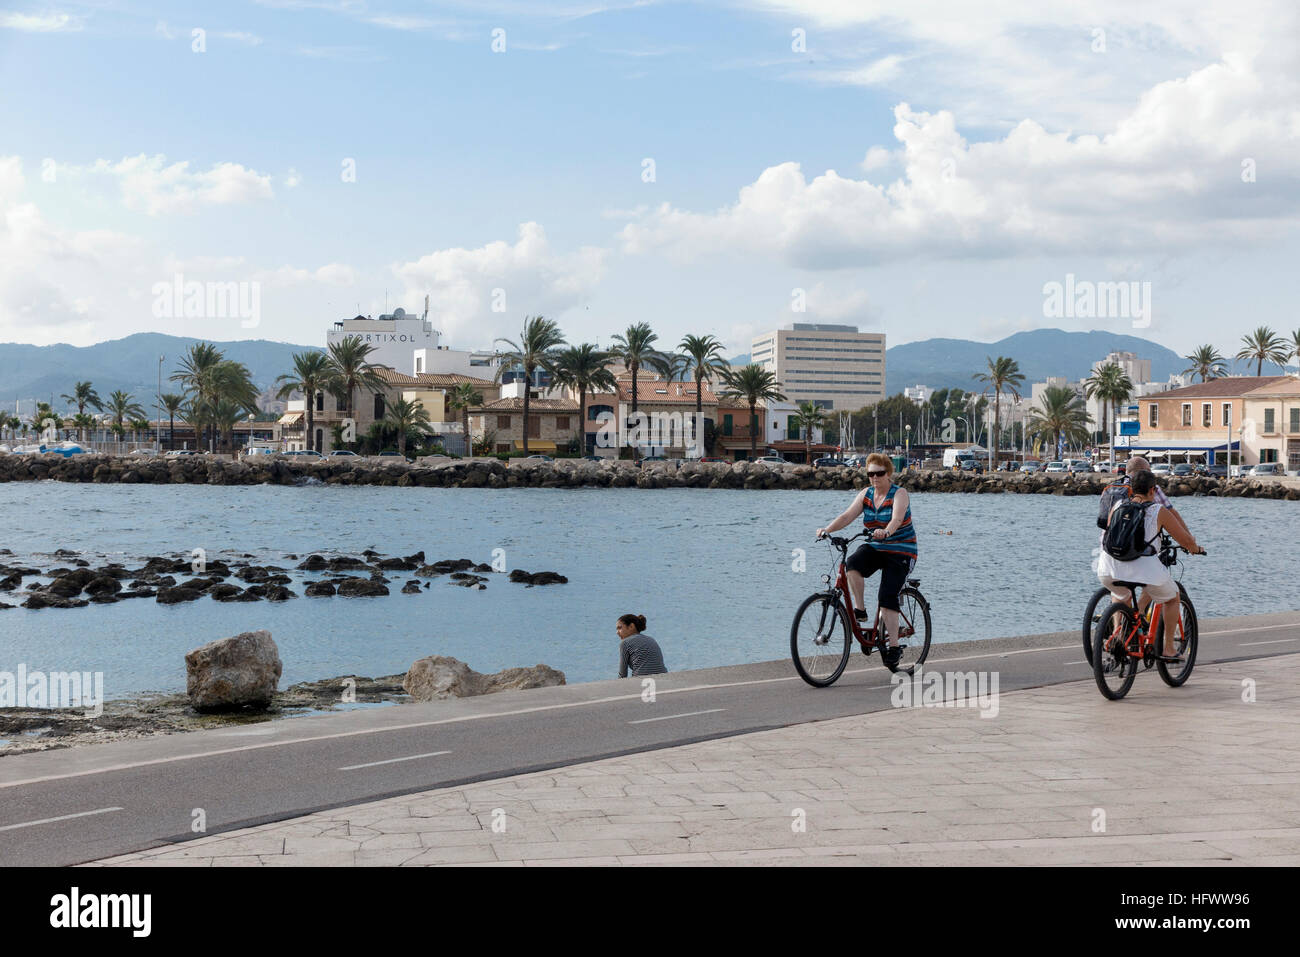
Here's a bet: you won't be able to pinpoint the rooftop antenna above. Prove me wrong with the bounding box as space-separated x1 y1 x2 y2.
423 294 429 321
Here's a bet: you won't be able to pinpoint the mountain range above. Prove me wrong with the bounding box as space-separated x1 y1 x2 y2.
1 328 1202 413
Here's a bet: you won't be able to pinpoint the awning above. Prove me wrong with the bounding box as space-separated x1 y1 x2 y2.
277 411 303 424
513 440 557 452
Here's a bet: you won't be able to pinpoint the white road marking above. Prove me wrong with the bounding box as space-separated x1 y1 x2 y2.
338 750 451 771
1063 661 1088 666
0 806 123 832
2 618 1296 789
1240 638 1300 647
628 709 726 725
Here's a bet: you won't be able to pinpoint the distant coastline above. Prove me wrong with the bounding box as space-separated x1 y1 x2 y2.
1 452 1297 498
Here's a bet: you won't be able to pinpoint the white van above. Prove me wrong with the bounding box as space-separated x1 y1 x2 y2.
942 448 977 469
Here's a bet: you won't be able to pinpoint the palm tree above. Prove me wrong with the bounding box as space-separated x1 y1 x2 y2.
1083 362 1134 468
129 416 152 443
1027 386 1091 458
551 344 616 456
494 316 567 454
71 412 96 445
971 356 1025 470
792 401 831 462
679 334 729 454
608 323 672 430
1182 345 1227 383
326 336 386 439
32 402 62 439
106 391 145 446
171 342 224 451
383 397 434 457
1290 328 1300 377
1236 326 1288 377
276 351 332 452
159 393 185 451
719 364 787 459
61 382 103 440
209 398 245 454
444 382 485 456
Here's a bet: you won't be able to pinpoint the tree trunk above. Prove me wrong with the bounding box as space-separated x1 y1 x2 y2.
463 408 470 456
577 387 586 455
750 402 758 458
522 364 531 454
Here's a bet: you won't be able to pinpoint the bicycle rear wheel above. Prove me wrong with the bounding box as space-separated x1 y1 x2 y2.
1092 602 1138 700
1156 585 1198 687
885 587 931 676
1082 586 1108 666
791 592 853 687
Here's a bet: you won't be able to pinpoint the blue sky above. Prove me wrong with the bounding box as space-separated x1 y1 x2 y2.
2 1 1299 369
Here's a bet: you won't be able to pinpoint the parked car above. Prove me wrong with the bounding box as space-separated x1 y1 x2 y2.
524 453 554 462
1172 463 1196 476
289 449 324 459
1249 462 1283 477
241 446 278 458
165 449 195 457
329 449 359 457
998 460 1021 472
813 456 844 467
1019 461 1041 473
1151 463 1172 474
1201 464 1228 478
699 456 727 463
1069 461 1091 474
959 458 984 473
1044 461 1066 473
754 455 787 465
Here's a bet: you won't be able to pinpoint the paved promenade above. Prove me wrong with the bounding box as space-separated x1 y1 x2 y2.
89 652 1300 867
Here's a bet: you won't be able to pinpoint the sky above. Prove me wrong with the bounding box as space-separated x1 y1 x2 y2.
2 0 1298 363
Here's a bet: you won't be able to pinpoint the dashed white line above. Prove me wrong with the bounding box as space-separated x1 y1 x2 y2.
1240 638 1300 647
0 806 123 832
628 709 726 725
338 750 451 771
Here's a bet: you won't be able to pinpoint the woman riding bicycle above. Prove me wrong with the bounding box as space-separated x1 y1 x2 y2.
1097 468 1204 660
815 453 917 668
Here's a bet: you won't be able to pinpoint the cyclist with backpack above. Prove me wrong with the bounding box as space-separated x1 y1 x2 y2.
1097 469 1205 659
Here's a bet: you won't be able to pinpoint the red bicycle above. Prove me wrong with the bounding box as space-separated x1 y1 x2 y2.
791 531 932 687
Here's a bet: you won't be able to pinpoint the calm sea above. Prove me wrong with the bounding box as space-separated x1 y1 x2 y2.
0 484 1294 697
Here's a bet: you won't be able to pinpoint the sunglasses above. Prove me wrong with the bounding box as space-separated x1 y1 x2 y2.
867 470 888 477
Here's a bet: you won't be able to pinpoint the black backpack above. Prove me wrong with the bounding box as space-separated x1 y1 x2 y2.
1096 481 1130 529
1103 500 1157 561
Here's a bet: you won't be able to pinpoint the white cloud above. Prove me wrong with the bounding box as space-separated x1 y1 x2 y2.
285 168 301 188
89 155 274 215
0 10 82 32
394 222 606 345
621 49 1300 269
254 263 357 287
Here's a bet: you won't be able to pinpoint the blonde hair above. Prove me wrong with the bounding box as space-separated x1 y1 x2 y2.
864 453 893 475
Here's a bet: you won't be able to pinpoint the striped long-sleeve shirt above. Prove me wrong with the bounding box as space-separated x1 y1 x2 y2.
619 633 667 678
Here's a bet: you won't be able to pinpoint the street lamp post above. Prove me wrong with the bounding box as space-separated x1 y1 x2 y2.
905 423 911 470
156 354 163 452
247 413 255 456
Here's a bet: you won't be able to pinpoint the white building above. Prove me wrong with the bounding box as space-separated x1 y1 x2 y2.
904 384 932 405
328 304 499 378
751 323 886 412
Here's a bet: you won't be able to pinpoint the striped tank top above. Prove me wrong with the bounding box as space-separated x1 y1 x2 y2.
862 483 918 558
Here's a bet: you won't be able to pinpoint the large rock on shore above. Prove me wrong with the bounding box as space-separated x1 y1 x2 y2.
185 629 283 711
402 656 566 701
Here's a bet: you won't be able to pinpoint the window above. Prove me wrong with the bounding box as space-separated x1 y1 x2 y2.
1223 403 1231 427
1261 448 1278 463
555 416 570 430
1202 403 1212 427
373 394 385 420
527 415 540 438
723 414 733 435
415 357 423 373
588 403 613 422
1181 404 1191 427
1291 408 1299 433
496 415 511 430
336 394 345 412
1149 404 1158 428
1264 408 1275 433
315 391 324 412
496 443 510 454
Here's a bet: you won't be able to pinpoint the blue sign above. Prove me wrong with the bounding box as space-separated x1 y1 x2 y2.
1119 420 1140 436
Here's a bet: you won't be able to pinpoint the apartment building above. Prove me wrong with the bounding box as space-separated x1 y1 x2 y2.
751 323 885 412
1130 376 1293 466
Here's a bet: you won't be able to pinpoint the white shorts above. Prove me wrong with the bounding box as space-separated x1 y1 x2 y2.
1100 574 1178 603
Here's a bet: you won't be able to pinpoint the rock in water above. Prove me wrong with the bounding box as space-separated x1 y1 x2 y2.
185 630 283 711
403 656 566 701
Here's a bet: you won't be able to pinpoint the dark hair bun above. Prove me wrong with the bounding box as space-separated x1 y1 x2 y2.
619 613 647 632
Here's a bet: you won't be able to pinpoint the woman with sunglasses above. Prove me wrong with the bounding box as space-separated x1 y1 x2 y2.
815 453 918 667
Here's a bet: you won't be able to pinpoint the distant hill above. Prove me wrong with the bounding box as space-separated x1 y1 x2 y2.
884 329 1186 394
0 333 320 410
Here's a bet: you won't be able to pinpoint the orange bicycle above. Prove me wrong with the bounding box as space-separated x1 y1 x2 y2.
791 530 931 686
1091 532 1203 700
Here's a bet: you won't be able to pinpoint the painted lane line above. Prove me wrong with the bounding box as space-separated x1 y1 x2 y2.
628 709 726 725
1063 661 1088 666
0 806 123 832
5 619 1299 790
1240 638 1300 647
338 750 451 771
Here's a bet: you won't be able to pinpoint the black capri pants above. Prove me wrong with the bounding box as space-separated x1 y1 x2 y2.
846 545 914 612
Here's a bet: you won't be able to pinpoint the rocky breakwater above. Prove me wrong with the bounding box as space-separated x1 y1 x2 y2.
1 451 1296 498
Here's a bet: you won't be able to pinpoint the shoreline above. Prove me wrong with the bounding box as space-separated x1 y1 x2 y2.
2 452 1297 498
7 609 1298 757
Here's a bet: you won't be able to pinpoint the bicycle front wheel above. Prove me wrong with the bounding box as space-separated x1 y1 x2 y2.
1156 585 1198 687
1092 602 1138 700
1082 586 1109 666
886 587 932 676
791 592 853 687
